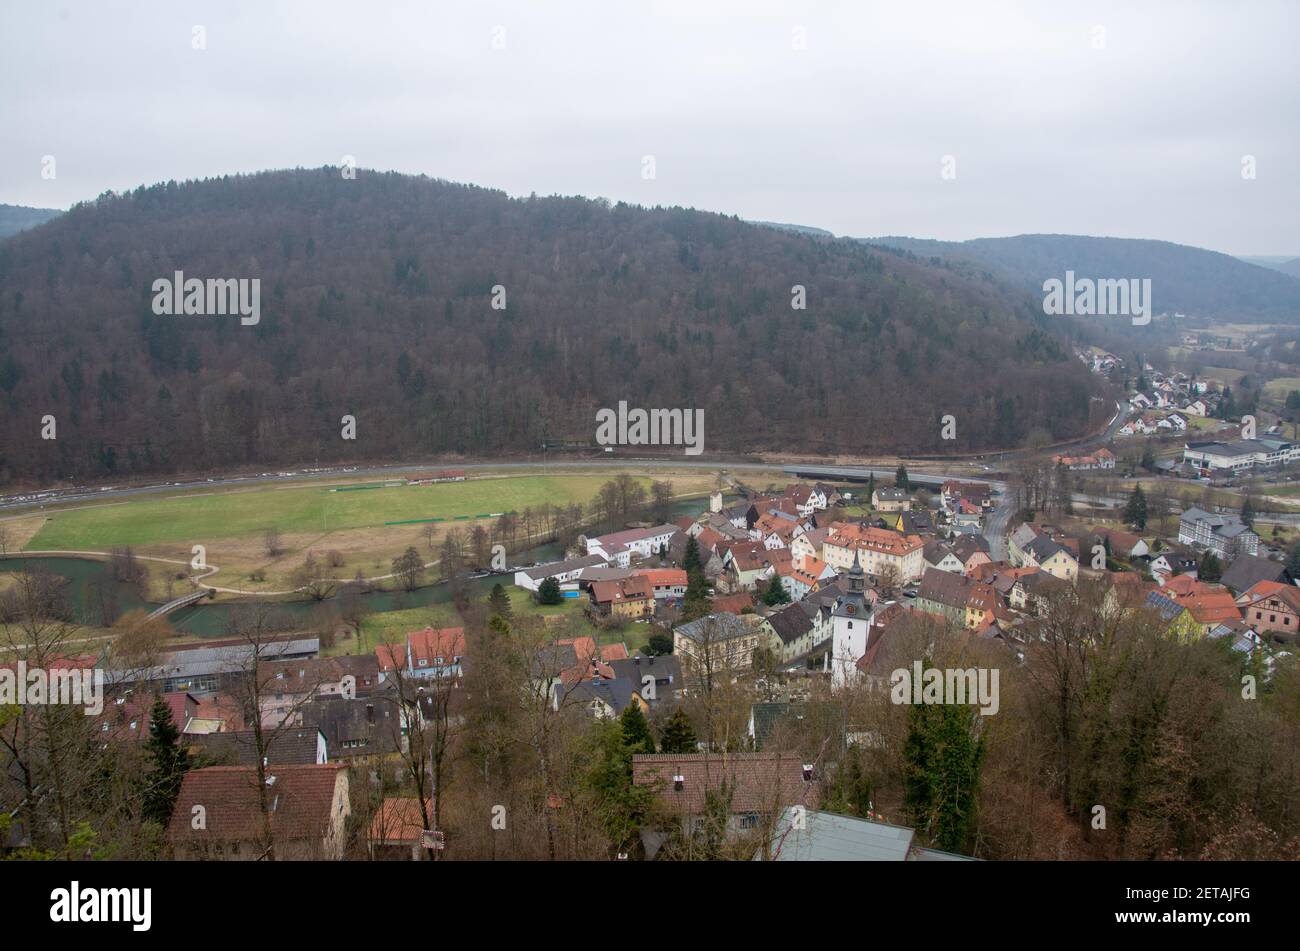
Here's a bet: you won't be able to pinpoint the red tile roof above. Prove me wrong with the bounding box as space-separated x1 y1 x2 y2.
826 522 924 557
408 627 465 667
369 797 432 846
710 593 755 614
599 643 629 661
192 693 246 731
638 569 688 588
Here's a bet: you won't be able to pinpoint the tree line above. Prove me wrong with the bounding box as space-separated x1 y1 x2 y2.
0 168 1106 484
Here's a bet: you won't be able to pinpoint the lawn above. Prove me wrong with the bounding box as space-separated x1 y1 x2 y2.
323 588 638 658
1264 377 1300 401
26 472 707 551
19 469 715 595
1184 415 1226 432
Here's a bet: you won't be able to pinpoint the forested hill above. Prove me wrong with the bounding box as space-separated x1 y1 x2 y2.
0 169 1106 483
0 203 62 239
868 233 1300 322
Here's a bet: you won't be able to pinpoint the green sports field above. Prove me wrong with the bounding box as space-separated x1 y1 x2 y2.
25 473 687 551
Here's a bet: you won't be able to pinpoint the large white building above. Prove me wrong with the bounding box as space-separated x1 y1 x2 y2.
1183 438 1300 475
513 554 610 592
1178 507 1259 560
822 522 925 584
581 524 679 567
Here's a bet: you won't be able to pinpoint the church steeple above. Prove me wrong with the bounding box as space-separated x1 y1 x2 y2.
848 548 864 593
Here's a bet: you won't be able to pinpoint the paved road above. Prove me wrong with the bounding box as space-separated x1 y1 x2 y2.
938 400 1128 466
2 457 1004 514
1 400 1127 517
0 459 762 513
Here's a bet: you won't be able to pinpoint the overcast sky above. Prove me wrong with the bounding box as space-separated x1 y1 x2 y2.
2 0 1296 255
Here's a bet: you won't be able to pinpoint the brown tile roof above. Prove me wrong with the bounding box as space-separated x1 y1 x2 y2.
167 763 346 845
189 727 323 766
917 568 973 610
755 513 801 541
599 643 629 662
192 693 246 731
1092 526 1142 553
590 578 653 605
555 637 615 685
765 549 795 575
729 544 773 572
696 527 727 552
632 752 819 814
710 593 755 614
260 655 380 695
964 582 999 615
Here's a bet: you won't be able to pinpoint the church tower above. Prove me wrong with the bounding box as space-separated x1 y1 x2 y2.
830 549 870 689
